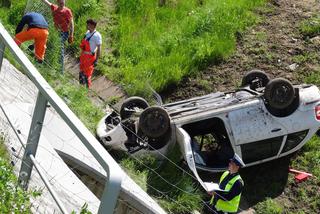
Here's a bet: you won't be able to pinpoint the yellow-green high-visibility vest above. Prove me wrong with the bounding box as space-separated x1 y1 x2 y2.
209 171 243 213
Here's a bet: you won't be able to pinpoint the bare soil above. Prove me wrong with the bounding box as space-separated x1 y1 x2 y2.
161 0 320 103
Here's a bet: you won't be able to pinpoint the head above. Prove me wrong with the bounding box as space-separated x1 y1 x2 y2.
228 160 240 173
228 153 245 174
86 19 97 32
57 0 65 8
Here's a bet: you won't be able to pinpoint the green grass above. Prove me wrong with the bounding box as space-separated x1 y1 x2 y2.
255 198 283 214
0 138 39 213
300 16 320 38
119 145 203 213
303 68 320 86
106 0 266 96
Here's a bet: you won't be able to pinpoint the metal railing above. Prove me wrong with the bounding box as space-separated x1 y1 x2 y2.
0 22 123 214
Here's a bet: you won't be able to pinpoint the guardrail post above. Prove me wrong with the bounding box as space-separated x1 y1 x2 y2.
98 173 123 213
18 92 48 189
0 40 5 68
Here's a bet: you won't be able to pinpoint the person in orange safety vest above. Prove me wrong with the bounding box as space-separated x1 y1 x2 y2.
14 12 49 63
79 19 102 88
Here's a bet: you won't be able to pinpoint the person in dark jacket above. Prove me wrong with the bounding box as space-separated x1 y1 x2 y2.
14 12 49 63
207 153 245 214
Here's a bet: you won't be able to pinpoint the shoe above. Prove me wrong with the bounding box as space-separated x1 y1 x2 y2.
28 44 34 51
36 59 43 64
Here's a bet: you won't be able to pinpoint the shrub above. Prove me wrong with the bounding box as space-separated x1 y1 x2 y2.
300 16 320 38
254 198 283 214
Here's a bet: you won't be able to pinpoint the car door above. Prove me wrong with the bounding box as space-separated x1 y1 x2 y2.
175 127 219 191
228 100 287 145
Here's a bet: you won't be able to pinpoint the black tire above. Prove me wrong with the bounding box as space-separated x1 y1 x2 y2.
139 106 170 138
242 70 270 90
264 78 295 110
120 97 149 120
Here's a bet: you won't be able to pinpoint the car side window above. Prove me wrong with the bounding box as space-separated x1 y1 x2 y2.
281 130 309 153
241 136 283 164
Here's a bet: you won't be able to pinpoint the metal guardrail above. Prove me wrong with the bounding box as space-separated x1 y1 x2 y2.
0 22 124 213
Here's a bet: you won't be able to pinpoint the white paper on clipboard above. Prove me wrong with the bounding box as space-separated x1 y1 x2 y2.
203 182 228 192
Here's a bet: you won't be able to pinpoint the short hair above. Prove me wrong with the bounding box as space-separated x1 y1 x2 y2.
86 19 97 27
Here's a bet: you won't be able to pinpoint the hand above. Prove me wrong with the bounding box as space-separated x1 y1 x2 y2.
207 191 216 196
68 36 74 44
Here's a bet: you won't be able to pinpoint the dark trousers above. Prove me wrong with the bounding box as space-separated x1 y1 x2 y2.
79 71 89 88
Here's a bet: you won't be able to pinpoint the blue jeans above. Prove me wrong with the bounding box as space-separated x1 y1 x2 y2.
60 32 69 74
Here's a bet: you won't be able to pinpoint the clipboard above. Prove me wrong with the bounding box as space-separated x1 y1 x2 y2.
203 182 228 192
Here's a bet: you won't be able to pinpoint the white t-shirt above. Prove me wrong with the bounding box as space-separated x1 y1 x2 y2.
85 30 102 53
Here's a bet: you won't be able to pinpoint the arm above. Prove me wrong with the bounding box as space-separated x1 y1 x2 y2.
69 18 74 38
214 180 243 201
42 0 52 7
96 44 101 60
67 17 74 43
15 16 28 34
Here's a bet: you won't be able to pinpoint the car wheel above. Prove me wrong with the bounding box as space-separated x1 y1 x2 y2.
264 78 295 110
120 97 149 119
242 70 270 90
139 106 170 138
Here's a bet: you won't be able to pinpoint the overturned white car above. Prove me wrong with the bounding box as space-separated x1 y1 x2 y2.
97 70 320 175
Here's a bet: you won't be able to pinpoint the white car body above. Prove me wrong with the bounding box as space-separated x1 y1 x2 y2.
97 83 320 189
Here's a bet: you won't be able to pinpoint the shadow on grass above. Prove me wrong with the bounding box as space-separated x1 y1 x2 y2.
240 155 293 209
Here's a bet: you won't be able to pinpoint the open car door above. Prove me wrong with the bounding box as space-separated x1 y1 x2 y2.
176 127 219 191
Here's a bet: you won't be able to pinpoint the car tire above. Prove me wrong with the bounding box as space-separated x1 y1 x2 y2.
264 78 295 110
120 97 149 119
242 70 270 90
139 106 170 138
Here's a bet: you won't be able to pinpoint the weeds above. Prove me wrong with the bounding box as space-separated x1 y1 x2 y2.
0 139 39 213
118 145 203 213
255 198 283 214
300 16 320 38
110 0 266 96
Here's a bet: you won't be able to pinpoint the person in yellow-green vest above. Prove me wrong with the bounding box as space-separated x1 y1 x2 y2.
208 153 245 214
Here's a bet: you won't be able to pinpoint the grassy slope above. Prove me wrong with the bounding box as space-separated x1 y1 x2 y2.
107 0 266 96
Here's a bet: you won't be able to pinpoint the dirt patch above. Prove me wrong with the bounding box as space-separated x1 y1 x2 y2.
64 54 126 111
161 0 320 102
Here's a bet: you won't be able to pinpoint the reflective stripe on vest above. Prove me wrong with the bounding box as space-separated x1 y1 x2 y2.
210 171 243 213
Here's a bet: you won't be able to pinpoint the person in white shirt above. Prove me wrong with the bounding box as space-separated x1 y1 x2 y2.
79 19 102 88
